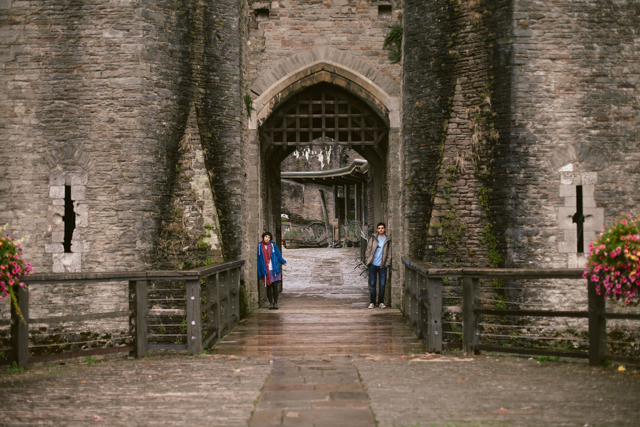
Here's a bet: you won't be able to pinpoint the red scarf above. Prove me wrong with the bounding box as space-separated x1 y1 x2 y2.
261 242 272 285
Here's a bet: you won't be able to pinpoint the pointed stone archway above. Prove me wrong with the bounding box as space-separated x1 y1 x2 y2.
243 48 404 312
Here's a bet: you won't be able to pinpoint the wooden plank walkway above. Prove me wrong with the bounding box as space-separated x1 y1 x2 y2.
211 294 425 357
211 247 425 357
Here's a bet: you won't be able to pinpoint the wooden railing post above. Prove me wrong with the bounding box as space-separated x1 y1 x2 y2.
411 271 418 334
403 265 412 323
202 273 219 349
588 279 606 366
230 267 240 329
225 271 232 332
218 271 229 338
426 277 442 353
11 286 29 369
462 277 480 356
416 274 427 339
129 280 148 358
186 278 202 355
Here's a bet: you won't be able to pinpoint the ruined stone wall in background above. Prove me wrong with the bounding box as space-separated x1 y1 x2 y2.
280 146 363 224
281 181 335 225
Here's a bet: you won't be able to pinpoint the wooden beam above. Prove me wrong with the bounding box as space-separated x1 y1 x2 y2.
11 286 29 369
186 279 202 355
462 277 480 356
129 280 148 359
588 279 606 366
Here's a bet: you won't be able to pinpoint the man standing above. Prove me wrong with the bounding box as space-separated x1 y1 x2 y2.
365 222 391 309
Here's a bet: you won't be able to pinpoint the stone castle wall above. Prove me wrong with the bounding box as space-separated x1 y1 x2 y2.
0 0 241 346
403 0 639 350
246 0 403 95
403 0 639 270
0 0 638 342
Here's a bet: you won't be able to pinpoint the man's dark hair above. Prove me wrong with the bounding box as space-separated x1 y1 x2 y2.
377 222 386 228
261 231 273 240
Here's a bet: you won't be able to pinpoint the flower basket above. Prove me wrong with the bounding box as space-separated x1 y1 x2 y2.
0 225 33 322
285 240 301 249
584 214 640 306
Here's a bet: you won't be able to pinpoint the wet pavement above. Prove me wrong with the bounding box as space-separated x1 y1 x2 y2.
1 248 639 426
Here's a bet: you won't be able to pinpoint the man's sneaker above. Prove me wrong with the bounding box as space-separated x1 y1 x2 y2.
368 303 375 309
378 303 386 309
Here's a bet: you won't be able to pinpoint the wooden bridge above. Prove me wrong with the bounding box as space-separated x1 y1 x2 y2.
7 255 639 368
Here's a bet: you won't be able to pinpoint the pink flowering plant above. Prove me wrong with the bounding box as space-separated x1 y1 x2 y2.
584 214 640 306
0 224 33 323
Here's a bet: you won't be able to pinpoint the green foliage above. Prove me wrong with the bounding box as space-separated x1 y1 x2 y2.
478 186 492 209
7 361 24 373
494 294 507 310
480 223 502 268
243 94 254 114
85 356 99 366
383 25 403 63
536 356 560 362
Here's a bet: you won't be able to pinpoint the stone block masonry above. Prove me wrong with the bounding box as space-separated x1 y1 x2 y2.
404 0 640 271
246 0 403 99
0 0 243 270
0 0 240 341
403 0 639 348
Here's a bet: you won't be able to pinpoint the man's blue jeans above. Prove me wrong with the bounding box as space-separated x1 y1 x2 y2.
368 264 386 305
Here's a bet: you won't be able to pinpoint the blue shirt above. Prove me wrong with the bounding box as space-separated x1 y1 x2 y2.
373 236 386 267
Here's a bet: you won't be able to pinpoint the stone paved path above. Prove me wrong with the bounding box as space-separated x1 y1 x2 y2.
0 353 272 426
1 248 639 426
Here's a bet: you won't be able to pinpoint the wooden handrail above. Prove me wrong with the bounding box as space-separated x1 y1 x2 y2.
23 259 246 284
401 258 583 279
401 257 639 366
11 260 246 369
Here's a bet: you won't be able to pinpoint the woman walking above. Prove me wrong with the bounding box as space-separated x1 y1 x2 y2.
257 231 287 310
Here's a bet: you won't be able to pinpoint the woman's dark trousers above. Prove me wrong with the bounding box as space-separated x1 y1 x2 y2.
267 282 279 304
